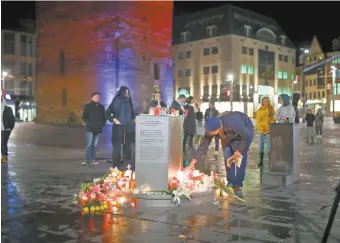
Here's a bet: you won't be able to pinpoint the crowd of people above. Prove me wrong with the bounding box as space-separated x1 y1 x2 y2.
1 88 325 196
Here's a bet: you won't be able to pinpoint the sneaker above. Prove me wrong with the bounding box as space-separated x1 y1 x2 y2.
81 161 89 165
91 160 99 165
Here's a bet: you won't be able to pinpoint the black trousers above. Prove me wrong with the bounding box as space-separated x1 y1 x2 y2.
112 133 135 167
1 130 11 156
183 132 194 152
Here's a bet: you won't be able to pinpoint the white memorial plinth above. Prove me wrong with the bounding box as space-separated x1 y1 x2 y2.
135 115 184 191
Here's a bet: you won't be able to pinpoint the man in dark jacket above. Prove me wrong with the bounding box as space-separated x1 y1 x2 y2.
1 96 15 163
82 92 106 165
170 95 186 115
189 111 254 195
204 101 219 154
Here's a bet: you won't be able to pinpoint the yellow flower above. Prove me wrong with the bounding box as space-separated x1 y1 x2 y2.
83 207 89 213
90 206 96 212
95 206 101 211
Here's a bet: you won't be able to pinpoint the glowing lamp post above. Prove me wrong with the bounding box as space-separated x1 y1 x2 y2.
227 74 234 111
301 48 309 107
331 66 337 118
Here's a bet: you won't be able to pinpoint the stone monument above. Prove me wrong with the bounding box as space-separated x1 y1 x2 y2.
262 123 300 186
135 115 183 190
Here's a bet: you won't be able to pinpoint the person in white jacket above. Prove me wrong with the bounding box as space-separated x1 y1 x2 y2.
275 94 296 123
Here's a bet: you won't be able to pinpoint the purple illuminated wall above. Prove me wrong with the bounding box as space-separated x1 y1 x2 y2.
35 1 174 124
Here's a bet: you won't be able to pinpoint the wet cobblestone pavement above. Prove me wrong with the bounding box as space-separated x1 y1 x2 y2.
1 119 340 243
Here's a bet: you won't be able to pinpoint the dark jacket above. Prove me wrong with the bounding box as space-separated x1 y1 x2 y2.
204 108 219 121
196 111 203 122
170 100 183 115
106 91 136 143
82 101 106 134
192 111 254 161
305 113 315 127
2 106 15 130
183 105 196 135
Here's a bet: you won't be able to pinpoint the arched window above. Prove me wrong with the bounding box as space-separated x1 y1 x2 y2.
257 28 276 44
59 49 66 76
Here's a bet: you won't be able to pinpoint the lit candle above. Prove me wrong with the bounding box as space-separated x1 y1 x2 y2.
125 164 132 179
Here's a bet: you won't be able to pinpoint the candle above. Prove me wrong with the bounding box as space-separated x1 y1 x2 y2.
125 164 132 179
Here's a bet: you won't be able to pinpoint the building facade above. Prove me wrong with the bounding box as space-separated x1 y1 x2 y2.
326 51 340 113
1 19 36 121
172 4 296 116
35 2 173 125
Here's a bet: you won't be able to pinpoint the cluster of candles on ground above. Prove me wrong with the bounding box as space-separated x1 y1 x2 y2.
77 166 215 213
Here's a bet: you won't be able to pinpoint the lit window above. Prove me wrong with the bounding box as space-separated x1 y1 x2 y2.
247 65 254 75
241 65 247 74
278 70 283 79
283 72 288 80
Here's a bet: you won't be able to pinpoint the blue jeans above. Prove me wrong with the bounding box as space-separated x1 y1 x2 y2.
224 146 248 188
258 133 270 153
85 132 100 161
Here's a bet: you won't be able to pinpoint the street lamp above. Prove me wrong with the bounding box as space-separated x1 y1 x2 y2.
331 65 337 118
2 71 8 92
227 74 234 111
301 48 309 108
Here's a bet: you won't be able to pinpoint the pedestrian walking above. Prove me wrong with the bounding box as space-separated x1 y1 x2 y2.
189 111 254 196
255 97 275 167
275 94 295 123
81 92 107 165
315 108 324 139
1 96 15 163
204 101 220 155
305 109 315 143
106 86 136 169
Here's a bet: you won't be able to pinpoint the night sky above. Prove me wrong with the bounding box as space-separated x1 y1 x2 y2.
1 1 338 51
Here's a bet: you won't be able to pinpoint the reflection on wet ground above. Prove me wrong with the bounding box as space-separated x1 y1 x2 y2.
1 120 340 243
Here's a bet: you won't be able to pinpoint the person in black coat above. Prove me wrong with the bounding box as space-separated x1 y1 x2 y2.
183 96 196 156
106 86 136 168
144 85 167 113
204 101 220 154
82 92 107 165
169 95 186 115
1 96 15 163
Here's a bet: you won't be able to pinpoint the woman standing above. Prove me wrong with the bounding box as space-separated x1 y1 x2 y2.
315 108 324 139
106 86 136 168
183 96 196 155
275 94 296 123
256 97 275 166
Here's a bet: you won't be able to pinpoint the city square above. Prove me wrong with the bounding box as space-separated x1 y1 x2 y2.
1 121 339 243
1 1 340 243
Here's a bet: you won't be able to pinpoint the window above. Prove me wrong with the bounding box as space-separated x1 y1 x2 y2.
27 82 33 96
334 84 340 95
153 63 160 80
203 66 210 75
203 48 210 56
206 25 216 37
310 92 312 99
248 48 254 56
180 32 189 43
279 54 283 61
313 79 316 86
291 73 295 81
211 65 218 74
2 60 15 74
248 65 254 75
185 69 191 77
28 63 33 76
242 46 247 54
257 28 276 44
20 63 26 76
20 81 27 96
178 70 184 77
283 71 288 80
322 91 325 98
309 80 312 86
59 49 66 76
244 25 251 37
178 52 184 60
2 32 15 55
292 56 295 64
313 92 316 99
278 70 283 79
241 65 247 74
314 56 317 61
280 35 286 45
185 50 191 59
306 80 308 87
284 55 288 62
211 47 218 54
337 69 340 78
20 34 27 56
318 91 320 99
